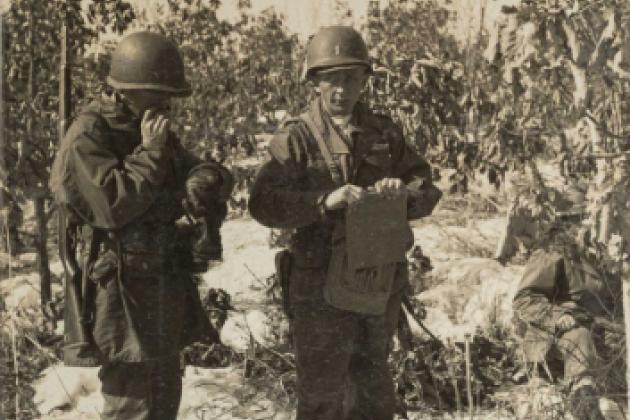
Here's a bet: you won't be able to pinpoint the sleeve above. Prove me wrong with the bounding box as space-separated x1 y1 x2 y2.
385 120 442 220
248 123 331 229
513 289 557 332
65 116 172 229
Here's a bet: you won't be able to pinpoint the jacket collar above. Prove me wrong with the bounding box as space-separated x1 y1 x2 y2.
307 97 371 155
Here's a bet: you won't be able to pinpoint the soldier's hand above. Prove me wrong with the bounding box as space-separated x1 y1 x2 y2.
141 108 170 150
556 314 577 332
374 178 407 200
324 184 365 210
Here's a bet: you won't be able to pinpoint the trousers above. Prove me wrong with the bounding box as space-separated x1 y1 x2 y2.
292 285 403 420
98 356 182 420
556 326 597 383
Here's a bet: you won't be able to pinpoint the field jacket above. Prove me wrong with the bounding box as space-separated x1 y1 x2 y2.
50 94 222 366
249 98 441 305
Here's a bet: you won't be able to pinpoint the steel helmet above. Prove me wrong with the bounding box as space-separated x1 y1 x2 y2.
107 31 191 96
305 26 372 79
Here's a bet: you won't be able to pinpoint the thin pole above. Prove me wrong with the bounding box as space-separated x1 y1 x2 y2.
11 319 19 419
464 333 474 418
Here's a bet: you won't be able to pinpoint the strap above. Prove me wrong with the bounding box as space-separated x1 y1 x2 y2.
300 113 344 186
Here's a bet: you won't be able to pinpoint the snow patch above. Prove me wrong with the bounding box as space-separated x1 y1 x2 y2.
33 365 102 416
221 309 290 353
0 273 62 311
202 219 276 302
412 217 504 261
411 257 524 341
178 366 242 419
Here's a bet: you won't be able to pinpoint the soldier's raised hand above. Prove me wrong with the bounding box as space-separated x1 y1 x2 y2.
324 184 365 210
374 177 407 200
141 108 170 150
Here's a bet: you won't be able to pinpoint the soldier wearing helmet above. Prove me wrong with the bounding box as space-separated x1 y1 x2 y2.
50 31 233 419
249 26 441 420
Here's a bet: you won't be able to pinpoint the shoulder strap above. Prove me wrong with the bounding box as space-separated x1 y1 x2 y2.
299 113 344 186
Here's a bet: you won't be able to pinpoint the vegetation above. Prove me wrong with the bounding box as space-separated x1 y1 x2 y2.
2 0 630 418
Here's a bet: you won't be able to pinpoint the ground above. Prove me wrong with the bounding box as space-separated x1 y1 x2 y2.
0 166 626 419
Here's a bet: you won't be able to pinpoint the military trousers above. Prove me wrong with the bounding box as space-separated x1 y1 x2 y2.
98 355 182 420
291 267 403 420
523 323 600 388
556 326 597 383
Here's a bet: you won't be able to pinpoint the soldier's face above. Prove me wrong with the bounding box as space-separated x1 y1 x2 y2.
314 66 368 116
121 90 172 118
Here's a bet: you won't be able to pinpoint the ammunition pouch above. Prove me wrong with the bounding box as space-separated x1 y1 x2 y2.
275 249 294 318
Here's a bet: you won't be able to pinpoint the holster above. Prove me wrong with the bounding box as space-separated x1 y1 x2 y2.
275 249 293 319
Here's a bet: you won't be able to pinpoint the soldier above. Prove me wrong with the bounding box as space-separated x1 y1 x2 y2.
249 26 441 420
513 228 622 420
49 32 233 419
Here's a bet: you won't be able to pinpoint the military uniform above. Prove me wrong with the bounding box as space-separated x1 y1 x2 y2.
249 96 440 420
50 92 227 419
513 250 621 378
513 250 622 419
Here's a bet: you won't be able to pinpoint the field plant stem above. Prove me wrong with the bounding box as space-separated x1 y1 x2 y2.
11 319 19 419
5 217 13 279
244 263 268 289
